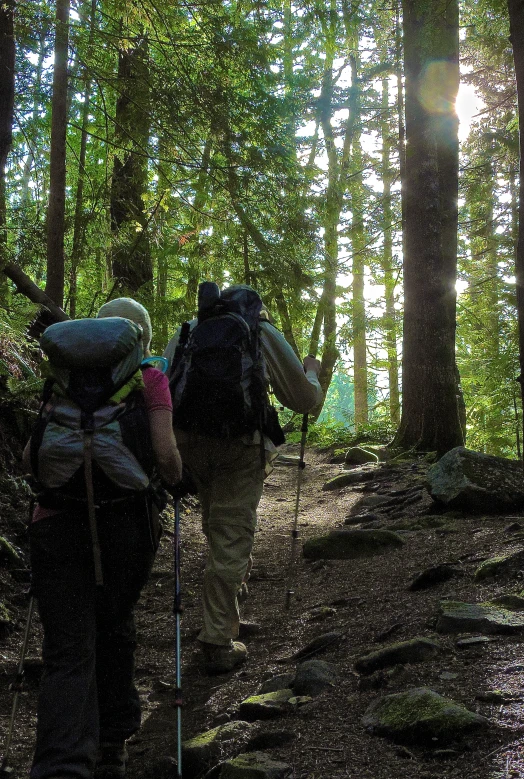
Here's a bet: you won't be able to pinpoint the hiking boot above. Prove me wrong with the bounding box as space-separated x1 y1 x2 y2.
95 742 128 779
200 640 248 675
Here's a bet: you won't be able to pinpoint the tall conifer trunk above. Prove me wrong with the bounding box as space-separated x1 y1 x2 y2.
508 0 524 460
0 0 14 273
381 77 400 425
393 0 463 454
110 35 152 298
45 0 70 309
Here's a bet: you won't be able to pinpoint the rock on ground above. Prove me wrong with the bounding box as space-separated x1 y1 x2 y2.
436 599 524 634
303 528 404 560
354 638 442 675
426 447 524 513
362 687 488 745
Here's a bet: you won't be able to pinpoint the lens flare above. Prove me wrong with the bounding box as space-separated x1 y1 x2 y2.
418 60 458 115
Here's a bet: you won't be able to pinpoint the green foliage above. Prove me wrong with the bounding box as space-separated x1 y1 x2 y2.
0 0 522 460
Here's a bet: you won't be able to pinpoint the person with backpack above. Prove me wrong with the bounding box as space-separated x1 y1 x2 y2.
24 298 181 779
164 282 322 674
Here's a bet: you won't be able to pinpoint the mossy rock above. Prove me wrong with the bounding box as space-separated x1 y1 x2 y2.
220 751 292 778
345 447 379 465
322 468 377 491
362 687 488 745
437 599 524 634
182 721 257 776
303 528 404 561
355 638 442 675
258 673 295 695
474 550 524 581
238 689 294 721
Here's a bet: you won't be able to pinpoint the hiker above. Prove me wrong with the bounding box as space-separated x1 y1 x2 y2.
164 283 322 674
24 298 181 779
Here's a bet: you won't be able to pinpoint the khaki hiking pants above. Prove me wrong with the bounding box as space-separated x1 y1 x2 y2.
176 433 265 646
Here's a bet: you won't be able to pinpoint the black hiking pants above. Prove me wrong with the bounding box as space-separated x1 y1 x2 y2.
29 496 158 779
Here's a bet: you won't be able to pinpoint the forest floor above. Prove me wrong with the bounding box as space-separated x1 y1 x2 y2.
3 443 524 778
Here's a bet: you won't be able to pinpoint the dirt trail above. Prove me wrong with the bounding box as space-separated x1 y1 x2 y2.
2 444 524 778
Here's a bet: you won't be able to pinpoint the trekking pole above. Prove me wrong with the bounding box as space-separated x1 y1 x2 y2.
172 497 183 779
284 412 308 610
1 596 36 778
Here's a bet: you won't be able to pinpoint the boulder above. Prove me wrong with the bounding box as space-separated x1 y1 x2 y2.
238 690 295 721
220 752 292 778
303 529 404 561
182 721 257 777
362 687 488 745
426 447 524 513
474 551 524 581
350 494 393 513
345 447 379 465
355 638 442 675
293 659 337 696
257 673 295 695
322 468 377 491
437 599 524 634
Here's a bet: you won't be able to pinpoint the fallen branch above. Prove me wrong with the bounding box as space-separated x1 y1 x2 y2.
2 261 69 323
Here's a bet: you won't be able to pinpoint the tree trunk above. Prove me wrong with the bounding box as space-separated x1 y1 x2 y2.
381 77 401 425
0 0 15 288
350 136 368 429
69 0 97 319
392 0 463 455
508 0 524 464
3 261 69 323
45 0 70 309
110 35 152 298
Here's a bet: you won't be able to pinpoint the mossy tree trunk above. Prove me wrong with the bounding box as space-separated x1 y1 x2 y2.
110 34 152 300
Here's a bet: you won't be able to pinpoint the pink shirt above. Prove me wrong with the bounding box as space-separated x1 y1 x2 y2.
142 367 172 413
32 367 171 521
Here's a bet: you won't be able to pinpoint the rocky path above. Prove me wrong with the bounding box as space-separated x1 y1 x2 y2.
2 445 524 778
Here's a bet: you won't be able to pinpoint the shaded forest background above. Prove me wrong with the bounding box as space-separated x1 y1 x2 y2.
0 0 523 457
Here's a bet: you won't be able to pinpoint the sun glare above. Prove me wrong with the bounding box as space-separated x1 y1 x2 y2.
456 81 485 142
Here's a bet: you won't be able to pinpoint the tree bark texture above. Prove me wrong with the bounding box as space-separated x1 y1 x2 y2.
393 0 464 455
381 77 401 425
507 0 524 462
0 0 15 276
45 0 70 309
110 36 152 296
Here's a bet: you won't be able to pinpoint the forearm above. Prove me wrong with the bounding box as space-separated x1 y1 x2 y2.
261 323 323 413
149 409 182 485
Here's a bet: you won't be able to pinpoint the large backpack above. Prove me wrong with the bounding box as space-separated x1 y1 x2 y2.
169 282 284 444
30 316 155 501
30 317 158 585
